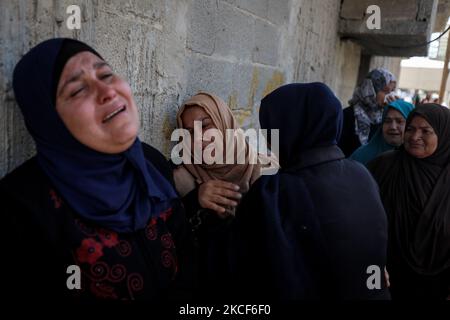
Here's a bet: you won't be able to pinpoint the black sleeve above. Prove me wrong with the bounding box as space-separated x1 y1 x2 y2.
0 187 63 300
180 187 226 234
141 142 174 186
140 143 232 298
179 185 233 300
0 159 77 301
2 191 29 296
139 143 199 298
165 200 198 300
181 187 201 220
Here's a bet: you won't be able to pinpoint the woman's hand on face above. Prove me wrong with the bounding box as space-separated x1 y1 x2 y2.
384 93 400 104
198 180 241 217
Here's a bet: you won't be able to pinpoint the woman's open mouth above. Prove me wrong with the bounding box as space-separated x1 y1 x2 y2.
102 105 126 123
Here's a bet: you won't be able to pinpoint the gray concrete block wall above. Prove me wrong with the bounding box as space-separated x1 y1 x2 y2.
339 0 437 56
253 19 279 65
370 56 402 81
0 0 394 178
336 40 363 107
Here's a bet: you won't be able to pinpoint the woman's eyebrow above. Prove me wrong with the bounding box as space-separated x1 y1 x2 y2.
94 61 110 69
184 116 210 130
58 70 84 96
58 62 111 96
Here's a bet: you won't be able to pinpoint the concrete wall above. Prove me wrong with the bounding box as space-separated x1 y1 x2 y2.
339 0 438 57
0 0 366 178
370 56 402 81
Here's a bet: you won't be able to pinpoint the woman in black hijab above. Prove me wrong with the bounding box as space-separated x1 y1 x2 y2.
369 104 450 300
230 83 390 300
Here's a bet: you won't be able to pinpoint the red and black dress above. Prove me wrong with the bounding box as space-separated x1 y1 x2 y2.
1 144 196 300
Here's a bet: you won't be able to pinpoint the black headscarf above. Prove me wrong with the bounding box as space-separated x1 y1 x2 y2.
230 83 343 299
369 104 450 275
259 82 343 168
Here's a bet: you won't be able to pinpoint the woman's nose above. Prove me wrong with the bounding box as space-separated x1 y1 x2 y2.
410 131 422 141
96 81 116 104
388 122 397 131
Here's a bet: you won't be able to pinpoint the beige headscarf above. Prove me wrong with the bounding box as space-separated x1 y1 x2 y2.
174 92 277 201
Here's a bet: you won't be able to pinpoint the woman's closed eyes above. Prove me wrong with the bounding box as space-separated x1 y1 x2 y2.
69 72 114 98
185 117 214 135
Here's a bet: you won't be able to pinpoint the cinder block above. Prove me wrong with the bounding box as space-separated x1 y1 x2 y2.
252 19 279 66
187 0 216 55
267 0 291 25
235 0 268 18
214 1 255 61
185 54 234 101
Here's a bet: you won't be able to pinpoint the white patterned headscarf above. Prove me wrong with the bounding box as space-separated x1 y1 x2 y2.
349 68 396 145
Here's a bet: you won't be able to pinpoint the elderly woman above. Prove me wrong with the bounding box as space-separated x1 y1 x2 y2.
0 38 195 300
350 100 414 166
338 68 397 157
230 83 390 300
368 104 450 300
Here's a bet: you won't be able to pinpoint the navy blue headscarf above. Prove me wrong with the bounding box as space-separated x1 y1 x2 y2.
230 83 343 299
12 38 177 233
260 82 343 168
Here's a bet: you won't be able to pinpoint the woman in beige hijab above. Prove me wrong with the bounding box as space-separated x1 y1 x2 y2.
173 91 277 299
174 92 276 218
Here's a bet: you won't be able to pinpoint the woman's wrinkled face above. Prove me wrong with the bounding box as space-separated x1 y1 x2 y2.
404 115 438 158
181 106 217 151
382 108 406 146
56 52 139 154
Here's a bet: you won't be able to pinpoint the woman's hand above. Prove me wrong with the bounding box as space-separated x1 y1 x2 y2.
384 92 400 105
384 267 390 288
198 180 241 217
